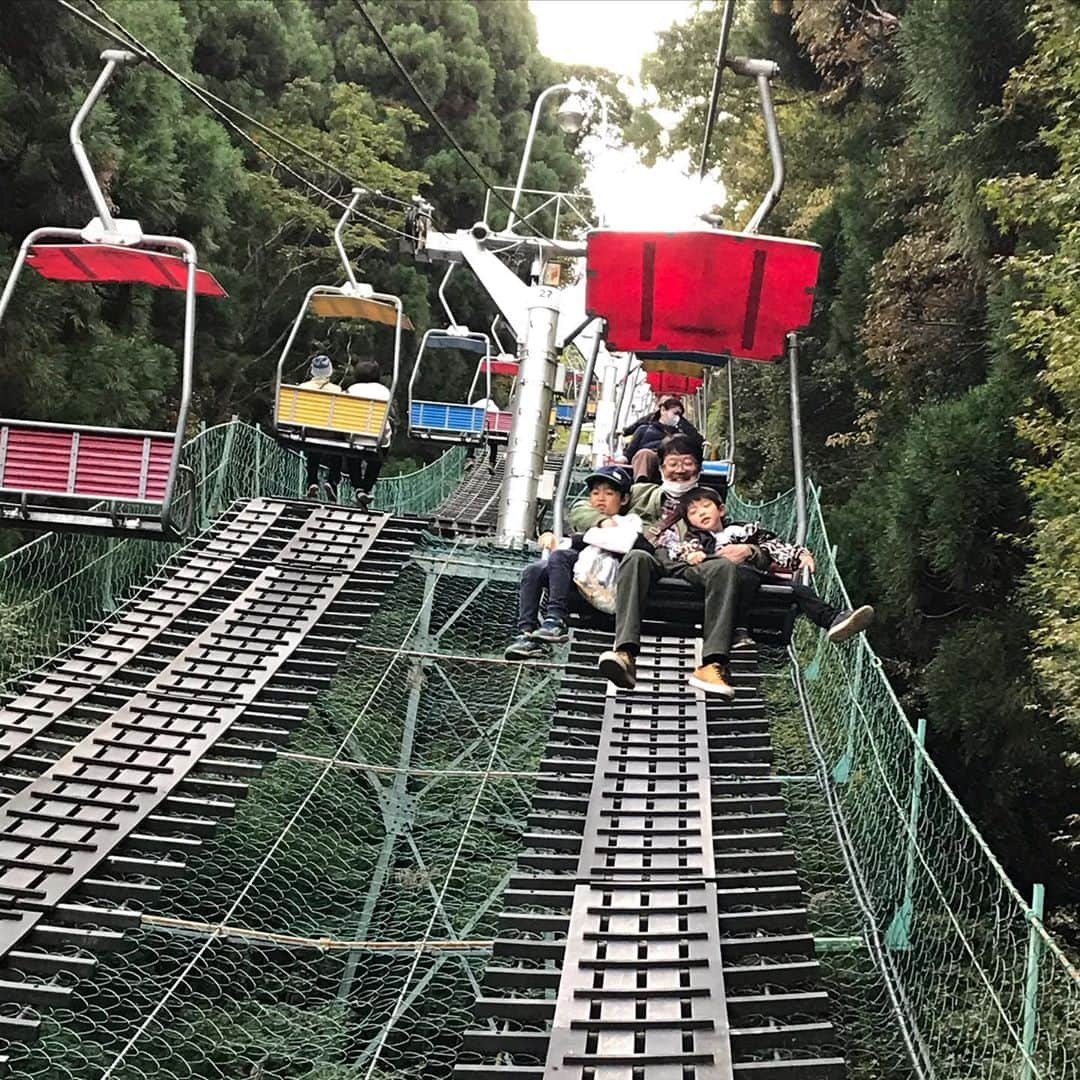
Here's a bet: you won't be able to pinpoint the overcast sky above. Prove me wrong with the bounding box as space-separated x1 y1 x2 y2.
529 0 698 80
526 0 726 229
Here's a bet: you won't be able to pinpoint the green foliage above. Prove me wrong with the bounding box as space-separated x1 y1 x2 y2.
982 0 1080 846
646 0 1080 900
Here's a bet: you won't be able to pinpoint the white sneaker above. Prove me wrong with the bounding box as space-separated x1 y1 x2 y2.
827 605 875 642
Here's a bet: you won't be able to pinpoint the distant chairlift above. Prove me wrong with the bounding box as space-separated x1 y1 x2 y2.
0 50 227 539
554 370 598 426
273 189 410 459
408 267 514 443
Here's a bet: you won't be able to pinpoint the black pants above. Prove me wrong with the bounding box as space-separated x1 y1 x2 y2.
517 547 578 631
733 565 839 629
346 454 383 494
614 549 740 663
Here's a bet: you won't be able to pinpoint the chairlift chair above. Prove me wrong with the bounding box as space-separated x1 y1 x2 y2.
273 190 410 460
0 50 227 539
407 267 516 445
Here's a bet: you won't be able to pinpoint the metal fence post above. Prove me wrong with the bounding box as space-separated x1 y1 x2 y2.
1021 882 1046 1080
832 642 864 783
886 717 926 950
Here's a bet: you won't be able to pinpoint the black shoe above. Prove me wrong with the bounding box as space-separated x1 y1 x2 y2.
504 634 550 661
305 484 320 500
827 605 875 642
532 617 569 643
598 649 636 690
322 481 338 503
354 490 371 509
732 627 755 650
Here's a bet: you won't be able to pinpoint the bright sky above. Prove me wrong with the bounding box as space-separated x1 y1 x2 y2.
528 0 727 229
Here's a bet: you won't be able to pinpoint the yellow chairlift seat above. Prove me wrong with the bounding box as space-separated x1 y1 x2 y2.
639 357 706 378
276 386 389 448
309 292 415 329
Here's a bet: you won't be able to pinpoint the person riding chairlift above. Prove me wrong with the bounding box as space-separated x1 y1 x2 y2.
343 359 394 507
302 354 344 499
623 398 704 483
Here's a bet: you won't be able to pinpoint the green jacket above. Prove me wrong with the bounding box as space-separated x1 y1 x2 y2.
567 482 670 534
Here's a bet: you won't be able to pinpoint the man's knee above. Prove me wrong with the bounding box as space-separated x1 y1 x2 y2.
699 556 738 579
548 547 577 568
619 549 657 578
521 561 546 584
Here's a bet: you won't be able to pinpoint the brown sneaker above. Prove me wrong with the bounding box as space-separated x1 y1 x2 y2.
598 649 636 690
689 661 735 699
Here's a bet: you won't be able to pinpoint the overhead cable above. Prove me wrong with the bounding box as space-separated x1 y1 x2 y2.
80 0 413 211
350 0 548 242
699 0 736 179
55 0 415 242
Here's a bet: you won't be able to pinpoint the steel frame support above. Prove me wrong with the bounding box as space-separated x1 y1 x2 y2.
553 320 603 537
1021 882 1046 1080
788 332 808 549
336 570 438 1002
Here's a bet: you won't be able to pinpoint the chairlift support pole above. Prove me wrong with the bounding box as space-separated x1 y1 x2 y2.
553 321 603 538
334 188 365 291
728 56 784 235
71 50 138 238
726 361 736 461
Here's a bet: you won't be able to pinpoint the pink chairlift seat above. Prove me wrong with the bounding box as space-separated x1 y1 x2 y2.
0 426 174 501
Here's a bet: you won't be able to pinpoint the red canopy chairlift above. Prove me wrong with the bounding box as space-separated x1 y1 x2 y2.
0 50 226 538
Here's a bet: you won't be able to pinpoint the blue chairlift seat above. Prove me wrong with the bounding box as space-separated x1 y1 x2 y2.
409 402 487 436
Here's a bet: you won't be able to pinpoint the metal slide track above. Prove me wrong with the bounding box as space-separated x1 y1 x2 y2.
455 623 846 1079
0 500 417 1059
432 457 506 537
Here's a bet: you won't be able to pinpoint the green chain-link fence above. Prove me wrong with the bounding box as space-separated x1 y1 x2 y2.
729 483 1080 1079
0 458 1075 1078
0 420 465 689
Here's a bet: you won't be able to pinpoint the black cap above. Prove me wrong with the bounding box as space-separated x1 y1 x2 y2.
680 485 725 508
584 465 632 497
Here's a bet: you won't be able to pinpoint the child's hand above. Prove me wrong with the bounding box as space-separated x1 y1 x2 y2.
718 544 754 563
686 550 706 565
799 550 816 573
538 531 557 550
599 517 619 528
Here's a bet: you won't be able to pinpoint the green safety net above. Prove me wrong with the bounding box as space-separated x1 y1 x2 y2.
0 464 1075 1079
727 484 1080 1079
0 420 465 689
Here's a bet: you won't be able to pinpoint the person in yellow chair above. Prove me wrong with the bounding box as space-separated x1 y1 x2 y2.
301 354 344 499
343 359 395 508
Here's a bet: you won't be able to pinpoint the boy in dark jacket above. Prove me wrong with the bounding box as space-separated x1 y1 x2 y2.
504 466 636 661
657 486 874 646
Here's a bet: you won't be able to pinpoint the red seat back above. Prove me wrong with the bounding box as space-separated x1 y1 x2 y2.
586 230 821 363
0 426 174 501
645 372 703 396
484 411 513 433
27 244 227 297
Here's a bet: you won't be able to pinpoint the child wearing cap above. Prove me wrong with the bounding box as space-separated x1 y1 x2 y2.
299 355 344 499
505 466 640 661
658 487 874 675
